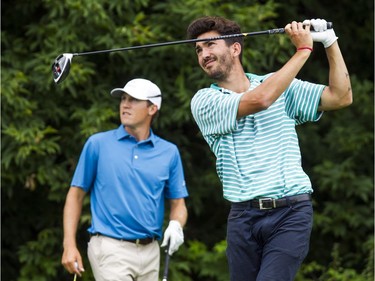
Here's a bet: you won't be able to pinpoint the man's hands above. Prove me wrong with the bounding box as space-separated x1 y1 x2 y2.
284 21 313 51
303 19 338 48
61 246 85 276
161 220 184 255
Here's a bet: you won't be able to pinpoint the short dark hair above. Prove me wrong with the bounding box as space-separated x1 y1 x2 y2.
186 16 243 62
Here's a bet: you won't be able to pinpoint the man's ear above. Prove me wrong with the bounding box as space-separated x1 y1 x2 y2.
231 42 242 57
148 104 158 116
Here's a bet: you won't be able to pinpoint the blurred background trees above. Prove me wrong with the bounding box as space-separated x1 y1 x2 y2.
2 0 373 280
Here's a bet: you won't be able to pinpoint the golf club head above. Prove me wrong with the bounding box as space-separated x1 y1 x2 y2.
52 53 73 84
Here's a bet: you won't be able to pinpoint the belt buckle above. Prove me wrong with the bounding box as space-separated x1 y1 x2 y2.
258 198 276 210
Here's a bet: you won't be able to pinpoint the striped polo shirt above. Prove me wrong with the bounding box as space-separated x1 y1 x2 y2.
191 73 325 202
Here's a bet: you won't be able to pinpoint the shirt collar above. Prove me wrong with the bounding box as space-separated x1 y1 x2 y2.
115 125 156 146
210 74 254 93
209 73 269 92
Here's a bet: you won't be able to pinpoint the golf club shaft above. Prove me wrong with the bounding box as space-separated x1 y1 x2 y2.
67 22 332 57
71 28 285 57
162 242 171 281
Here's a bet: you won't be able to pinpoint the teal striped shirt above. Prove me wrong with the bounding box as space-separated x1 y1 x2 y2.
191 73 325 202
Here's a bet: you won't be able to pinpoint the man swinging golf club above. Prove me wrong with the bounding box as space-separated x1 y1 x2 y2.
61 78 188 281
187 16 352 281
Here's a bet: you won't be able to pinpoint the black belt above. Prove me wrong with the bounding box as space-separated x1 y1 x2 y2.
90 233 155 245
235 193 312 210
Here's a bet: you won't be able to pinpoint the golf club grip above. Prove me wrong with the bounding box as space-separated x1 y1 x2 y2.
265 21 333 35
162 242 171 281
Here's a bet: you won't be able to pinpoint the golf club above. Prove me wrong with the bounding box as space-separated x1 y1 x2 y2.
52 22 332 84
162 241 171 281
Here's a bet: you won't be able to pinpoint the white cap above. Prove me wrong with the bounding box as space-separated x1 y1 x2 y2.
110 78 162 109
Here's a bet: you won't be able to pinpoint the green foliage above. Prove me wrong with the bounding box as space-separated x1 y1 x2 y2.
296 240 374 281
18 229 61 281
1 0 373 280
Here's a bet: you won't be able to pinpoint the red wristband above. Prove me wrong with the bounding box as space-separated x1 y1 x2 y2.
297 46 313 52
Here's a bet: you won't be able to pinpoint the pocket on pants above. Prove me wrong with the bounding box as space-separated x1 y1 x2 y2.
88 236 106 281
228 208 247 220
88 235 103 260
290 200 313 216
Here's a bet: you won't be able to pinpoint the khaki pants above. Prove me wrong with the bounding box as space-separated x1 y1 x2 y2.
88 235 160 281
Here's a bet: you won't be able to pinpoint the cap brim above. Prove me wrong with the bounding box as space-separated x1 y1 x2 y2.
110 88 150 100
110 88 125 98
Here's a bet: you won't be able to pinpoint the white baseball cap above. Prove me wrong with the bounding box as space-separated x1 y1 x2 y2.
110 78 162 109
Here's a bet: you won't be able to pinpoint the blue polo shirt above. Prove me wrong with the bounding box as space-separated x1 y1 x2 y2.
71 125 188 240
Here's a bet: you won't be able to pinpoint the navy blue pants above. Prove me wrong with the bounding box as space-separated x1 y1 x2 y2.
226 199 313 281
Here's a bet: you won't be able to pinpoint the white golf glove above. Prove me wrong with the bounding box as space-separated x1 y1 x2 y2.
161 220 184 255
303 18 338 48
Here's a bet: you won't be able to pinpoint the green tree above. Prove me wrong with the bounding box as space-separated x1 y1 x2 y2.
2 0 373 280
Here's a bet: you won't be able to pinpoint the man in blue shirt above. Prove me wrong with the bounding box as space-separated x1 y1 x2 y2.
61 78 189 281
187 16 352 281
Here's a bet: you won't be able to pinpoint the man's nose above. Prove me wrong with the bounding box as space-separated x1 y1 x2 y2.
201 48 211 58
121 98 131 107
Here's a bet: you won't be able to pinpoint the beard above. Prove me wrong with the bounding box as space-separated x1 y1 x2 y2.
203 53 233 81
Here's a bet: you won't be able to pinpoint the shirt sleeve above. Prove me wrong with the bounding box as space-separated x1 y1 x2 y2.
165 146 188 199
191 88 243 137
70 136 99 192
284 78 325 124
